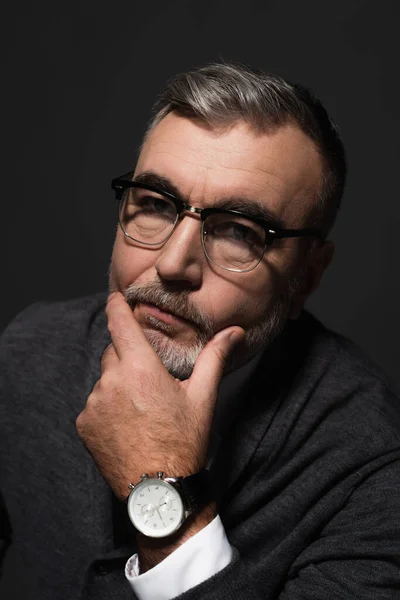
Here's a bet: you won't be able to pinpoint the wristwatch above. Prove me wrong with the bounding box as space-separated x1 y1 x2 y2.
126 470 212 538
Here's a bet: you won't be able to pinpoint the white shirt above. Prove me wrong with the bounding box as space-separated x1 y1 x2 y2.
125 353 262 599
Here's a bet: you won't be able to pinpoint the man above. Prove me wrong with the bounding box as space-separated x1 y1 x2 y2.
1 63 399 599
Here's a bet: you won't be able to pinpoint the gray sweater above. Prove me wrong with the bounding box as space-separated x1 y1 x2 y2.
1 292 400 599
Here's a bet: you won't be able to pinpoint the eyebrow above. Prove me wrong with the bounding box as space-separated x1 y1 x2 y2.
133 171 287 231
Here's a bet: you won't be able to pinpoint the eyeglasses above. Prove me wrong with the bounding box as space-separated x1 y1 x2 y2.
111 172 323 273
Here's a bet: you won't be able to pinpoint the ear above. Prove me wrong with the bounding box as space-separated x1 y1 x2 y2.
289 240 335 319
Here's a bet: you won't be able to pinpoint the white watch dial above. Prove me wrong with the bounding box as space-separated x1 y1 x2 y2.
127 478 185 538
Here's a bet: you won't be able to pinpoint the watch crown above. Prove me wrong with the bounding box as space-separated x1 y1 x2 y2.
157 471 164 479
128 483 135 490
140 473 149 480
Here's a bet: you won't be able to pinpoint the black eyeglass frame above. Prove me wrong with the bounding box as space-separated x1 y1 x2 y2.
111 172 324 272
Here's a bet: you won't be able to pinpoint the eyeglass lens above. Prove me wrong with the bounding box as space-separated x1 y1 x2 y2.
119 187 266 271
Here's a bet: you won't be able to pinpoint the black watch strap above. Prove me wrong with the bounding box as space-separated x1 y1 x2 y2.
179 469 213 512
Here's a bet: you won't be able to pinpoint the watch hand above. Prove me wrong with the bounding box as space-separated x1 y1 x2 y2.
157 509 165 525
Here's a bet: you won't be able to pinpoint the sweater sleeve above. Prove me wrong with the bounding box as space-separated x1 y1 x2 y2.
279 458 400 599
167 457 400 600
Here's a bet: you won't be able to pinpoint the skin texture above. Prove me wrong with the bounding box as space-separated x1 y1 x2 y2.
76 113 335 571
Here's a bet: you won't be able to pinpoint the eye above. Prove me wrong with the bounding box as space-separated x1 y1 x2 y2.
137 196 176 218
230 223 255 242
124 188 177 223
211 219 265 247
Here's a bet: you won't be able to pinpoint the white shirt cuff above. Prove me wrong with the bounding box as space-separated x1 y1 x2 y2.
125 515 233 600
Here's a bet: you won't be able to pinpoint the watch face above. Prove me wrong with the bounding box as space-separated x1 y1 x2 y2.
127 478 185 538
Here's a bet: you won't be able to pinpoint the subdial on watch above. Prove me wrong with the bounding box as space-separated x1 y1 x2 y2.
140 503 155 519
159 495 173 512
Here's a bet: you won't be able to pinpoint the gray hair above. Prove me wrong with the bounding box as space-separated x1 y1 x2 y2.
146 63 347 236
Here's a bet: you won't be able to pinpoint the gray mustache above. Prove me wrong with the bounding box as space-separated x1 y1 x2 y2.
123 282 214 338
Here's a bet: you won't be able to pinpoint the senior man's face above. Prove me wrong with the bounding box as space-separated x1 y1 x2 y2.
109 113 331 379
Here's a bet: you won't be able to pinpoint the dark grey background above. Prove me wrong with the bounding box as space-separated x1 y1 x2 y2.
2 0 399 388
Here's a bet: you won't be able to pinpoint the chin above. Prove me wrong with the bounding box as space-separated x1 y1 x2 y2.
143 328 203 381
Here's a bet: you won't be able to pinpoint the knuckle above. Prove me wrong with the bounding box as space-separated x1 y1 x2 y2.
105 294 119 314
102 342 114 358
86 388 100 410
99 371 116 391
100 351 110 372
107 310 124 334
90 380 101 395
75 410 86 434
106 315 117 336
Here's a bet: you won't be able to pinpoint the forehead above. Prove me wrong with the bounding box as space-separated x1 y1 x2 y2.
136 113 323 226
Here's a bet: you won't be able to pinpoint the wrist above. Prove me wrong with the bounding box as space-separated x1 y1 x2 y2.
137 502 217 573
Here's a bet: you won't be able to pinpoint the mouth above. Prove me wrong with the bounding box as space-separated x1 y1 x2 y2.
138 302 193 328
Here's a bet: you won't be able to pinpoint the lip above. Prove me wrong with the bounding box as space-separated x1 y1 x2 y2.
139 302 190 327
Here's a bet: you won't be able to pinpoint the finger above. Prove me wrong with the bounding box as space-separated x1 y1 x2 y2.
105 292 157 361
90 379 101 394
188 326 245 404
101 343 119 374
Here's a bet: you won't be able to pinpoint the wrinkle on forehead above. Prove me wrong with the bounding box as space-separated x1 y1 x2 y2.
144 132 287 174
148 148 287 198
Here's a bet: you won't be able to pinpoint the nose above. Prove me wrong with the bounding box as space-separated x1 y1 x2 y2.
154 215 205 288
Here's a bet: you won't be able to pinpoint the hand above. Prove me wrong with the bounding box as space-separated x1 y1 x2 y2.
76 292 244 502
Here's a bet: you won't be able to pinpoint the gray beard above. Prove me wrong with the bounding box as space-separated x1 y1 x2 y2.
109 279 297 380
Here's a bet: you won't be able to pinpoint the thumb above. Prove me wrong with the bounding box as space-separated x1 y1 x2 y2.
188 326 245 402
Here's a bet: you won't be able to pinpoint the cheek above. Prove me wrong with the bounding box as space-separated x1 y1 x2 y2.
202 269 275 331
110 233 159 290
